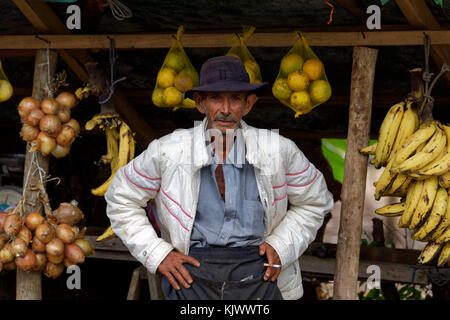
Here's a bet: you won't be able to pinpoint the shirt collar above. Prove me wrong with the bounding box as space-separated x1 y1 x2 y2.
204 127 246 168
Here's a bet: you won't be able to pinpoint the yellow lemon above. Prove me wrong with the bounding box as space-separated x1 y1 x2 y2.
157 68 177 88
162 86 182 106
287 71 310 91
272 78 292 101
152 88 165 107
302 58 324 80
174 72 194 92
182 98 196 109
309 79 332 105
280 53 304 76
180 67 199 87
0 80 13 102
290 91 311 111
165 51 185 72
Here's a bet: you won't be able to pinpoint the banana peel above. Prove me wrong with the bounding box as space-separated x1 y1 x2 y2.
96 225 117 242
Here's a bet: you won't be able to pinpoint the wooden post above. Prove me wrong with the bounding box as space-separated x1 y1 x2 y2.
333 46 378 300
16 49 57 300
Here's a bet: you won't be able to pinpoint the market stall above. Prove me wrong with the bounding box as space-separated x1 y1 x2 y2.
0 0 449 301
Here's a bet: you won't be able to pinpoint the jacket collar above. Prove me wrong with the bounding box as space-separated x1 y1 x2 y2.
192 117 271 171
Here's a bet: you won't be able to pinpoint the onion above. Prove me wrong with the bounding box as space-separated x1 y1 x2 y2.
18 97 40 122
17 226 32 245
56 223 75 244
65 243 85 264
0 245 15 263
3 261 16 271
35 223 54 243
47 253 64 264
15 249 36 272
57 105 71 123
0 235 7 250
31 236 46 253
71 226 80 239
25 212 44 231
46 238 64 256
26 108 44 127
36 132 56 156
53 203 84 225
4 214 21 237
56 125 75 147
0 261 2 272
33 253 47 271
44 262 64 279
64 258 76 267
65 118 81 136
20 124 40 142
74 239 94 257
39 115 61 137
0 212 7 233
51 144 71 159
40 98 60 115
11 238 27 257
56 91 78 109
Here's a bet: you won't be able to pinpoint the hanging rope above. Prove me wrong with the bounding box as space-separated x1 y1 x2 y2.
98 38 126 105
419 33 450 117
104 0 133 21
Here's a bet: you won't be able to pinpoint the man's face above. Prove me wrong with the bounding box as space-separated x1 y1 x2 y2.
193 91 257 133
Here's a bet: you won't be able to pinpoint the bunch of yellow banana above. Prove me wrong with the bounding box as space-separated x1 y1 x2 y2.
360 99 450 267
85 113 135 197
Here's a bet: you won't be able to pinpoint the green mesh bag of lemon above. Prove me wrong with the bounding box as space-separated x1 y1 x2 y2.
226 26 263 85
272 32 331 118
0 60 13 103
152 26 199 111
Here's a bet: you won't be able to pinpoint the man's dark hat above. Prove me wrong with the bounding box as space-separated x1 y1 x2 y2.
183 56 269 100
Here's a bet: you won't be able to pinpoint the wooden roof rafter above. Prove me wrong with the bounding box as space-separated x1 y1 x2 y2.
395 0 450 84
11 0 156 149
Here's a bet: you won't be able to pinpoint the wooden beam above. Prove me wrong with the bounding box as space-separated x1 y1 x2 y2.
2 30 450 49
333 47 378 300
395 0 450 84
12 0 156 148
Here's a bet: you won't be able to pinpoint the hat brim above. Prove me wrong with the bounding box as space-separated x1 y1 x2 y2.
183 80 269 100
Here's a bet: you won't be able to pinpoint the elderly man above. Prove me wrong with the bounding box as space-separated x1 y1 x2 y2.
105 56 334 300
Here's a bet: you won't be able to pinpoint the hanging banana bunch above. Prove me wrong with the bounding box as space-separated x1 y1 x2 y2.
85 113 135 197
359 96 450 267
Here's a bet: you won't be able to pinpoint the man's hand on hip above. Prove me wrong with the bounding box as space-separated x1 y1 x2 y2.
157 250 200 290
259 242 281 282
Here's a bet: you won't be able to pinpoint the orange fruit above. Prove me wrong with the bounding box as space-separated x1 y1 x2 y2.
0 80 13 102
165 51 185 72
162 87 182 106
174 72 194 92
309 80 332 105
302 58 324 80
280 53 304 76
290 91 311 111
156 68 177 88
272 78 292 101
287 71 310 91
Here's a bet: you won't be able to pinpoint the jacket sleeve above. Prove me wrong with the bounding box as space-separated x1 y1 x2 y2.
105 138 174 274
265 139 334 268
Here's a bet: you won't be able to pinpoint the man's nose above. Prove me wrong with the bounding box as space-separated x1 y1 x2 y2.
221 99 231 114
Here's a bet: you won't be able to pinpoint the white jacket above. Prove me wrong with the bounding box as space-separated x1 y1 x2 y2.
105 118 334 300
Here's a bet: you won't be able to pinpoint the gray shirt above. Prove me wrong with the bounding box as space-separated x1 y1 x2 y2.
190 129 265 248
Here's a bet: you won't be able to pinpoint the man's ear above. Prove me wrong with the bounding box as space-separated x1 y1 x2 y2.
193 92 205 114
242 93 257 116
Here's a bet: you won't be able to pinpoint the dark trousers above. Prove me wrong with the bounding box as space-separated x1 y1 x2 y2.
161 246 283 300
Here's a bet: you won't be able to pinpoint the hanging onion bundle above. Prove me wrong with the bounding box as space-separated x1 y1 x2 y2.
17 92 80 159
1 200 93 278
